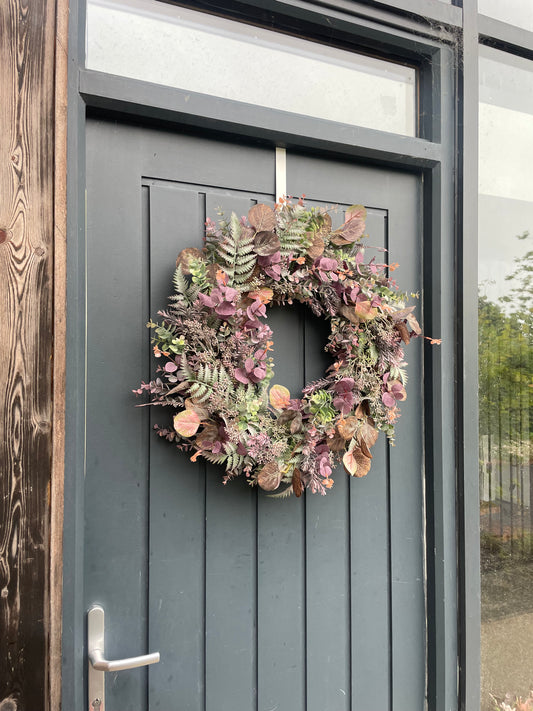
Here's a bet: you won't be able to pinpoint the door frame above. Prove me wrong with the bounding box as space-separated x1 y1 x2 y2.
62 2 477 709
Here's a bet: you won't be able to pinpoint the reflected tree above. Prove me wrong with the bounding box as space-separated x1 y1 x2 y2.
479 232 532 564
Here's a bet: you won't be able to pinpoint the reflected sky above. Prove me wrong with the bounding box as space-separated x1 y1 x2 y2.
479 0 533 33
86 0 417 136
479 48 533 304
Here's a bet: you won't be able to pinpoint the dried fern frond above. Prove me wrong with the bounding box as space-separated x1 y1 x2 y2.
216 212 257 286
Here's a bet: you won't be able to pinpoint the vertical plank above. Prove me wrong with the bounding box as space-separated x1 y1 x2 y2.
350 211 391 711
388 176 426 710
295 193 353 711
0 0 56 708
148 185 207 711
204 192 260 711
350 441 391 709
51 0 69 708
305 314 351 711
257 304 306 711
205 475 257 711
84 122 149 711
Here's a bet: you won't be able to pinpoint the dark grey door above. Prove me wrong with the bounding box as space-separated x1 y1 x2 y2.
85 119 424 711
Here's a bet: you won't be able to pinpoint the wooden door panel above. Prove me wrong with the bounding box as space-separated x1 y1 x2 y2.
290 155 424 711
85 125 151 711
147 185 207 711
85 120 425 711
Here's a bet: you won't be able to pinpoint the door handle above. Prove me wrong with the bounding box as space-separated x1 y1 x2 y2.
87 605 160 710
89 646 160 672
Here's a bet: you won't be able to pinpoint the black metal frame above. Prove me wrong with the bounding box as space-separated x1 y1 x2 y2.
479 16 533 59
64 0 533 708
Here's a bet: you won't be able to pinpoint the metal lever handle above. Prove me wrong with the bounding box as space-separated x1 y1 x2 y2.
88 605 160 710
89 647 160 672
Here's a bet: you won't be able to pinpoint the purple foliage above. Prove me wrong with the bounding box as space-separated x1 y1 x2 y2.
332 377 355 414
257 251 282 280
199 285 239 318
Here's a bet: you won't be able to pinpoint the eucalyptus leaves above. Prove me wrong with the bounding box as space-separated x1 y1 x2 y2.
134 198 428 497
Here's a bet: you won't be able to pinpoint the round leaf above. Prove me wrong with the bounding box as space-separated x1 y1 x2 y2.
269 384 291 410
307 233 325 260
254 230 281 256
289 411 303 434
206 263 219 285
337 416 358 440
343 448 358 476
195 422 219 449
248 203 276 232
184 398 210 420
345 204 367 221
342 205 366 241
343 445 372 478
359 421 379 448
406 312 422 335
176 247 204 274
331 205 367 245
247 287 274 304
173 409 201 437
257 461 282 491
353 300 378 321
330 233 353 247
353 447 372 477
354 403 367 419
329 430 346 452
339 304 360 324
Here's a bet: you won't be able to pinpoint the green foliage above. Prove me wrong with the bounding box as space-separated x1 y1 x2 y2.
200 442 247 473
478 236 532 446
177 354 194 381
171 265 200 305
390 365 408 384
267 485 294 499
147 319 185 354
276 206 315 256
188 362 234 404
479 235 532 567
355 332 379 366
216 212 257 286
188 256 211 293
222 442 247 472
309 390 336 425
278 220 310 256
201 450 229 465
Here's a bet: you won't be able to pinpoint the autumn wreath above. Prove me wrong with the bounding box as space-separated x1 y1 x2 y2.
134 198 432 497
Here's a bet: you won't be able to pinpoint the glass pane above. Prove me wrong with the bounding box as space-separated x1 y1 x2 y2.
86 0 417 136
479 46 533 711
479 0 533 33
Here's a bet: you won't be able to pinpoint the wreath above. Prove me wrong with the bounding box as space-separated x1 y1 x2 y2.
134 197 435 497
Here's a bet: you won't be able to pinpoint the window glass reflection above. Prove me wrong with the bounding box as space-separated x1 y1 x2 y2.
86 0 417 136
479 46 533 711
479 0 533 33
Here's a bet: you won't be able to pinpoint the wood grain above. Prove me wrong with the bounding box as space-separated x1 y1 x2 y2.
50 0 69 708
0 0 57 708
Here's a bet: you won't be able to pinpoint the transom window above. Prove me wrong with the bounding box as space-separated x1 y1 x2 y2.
86 0 417 136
